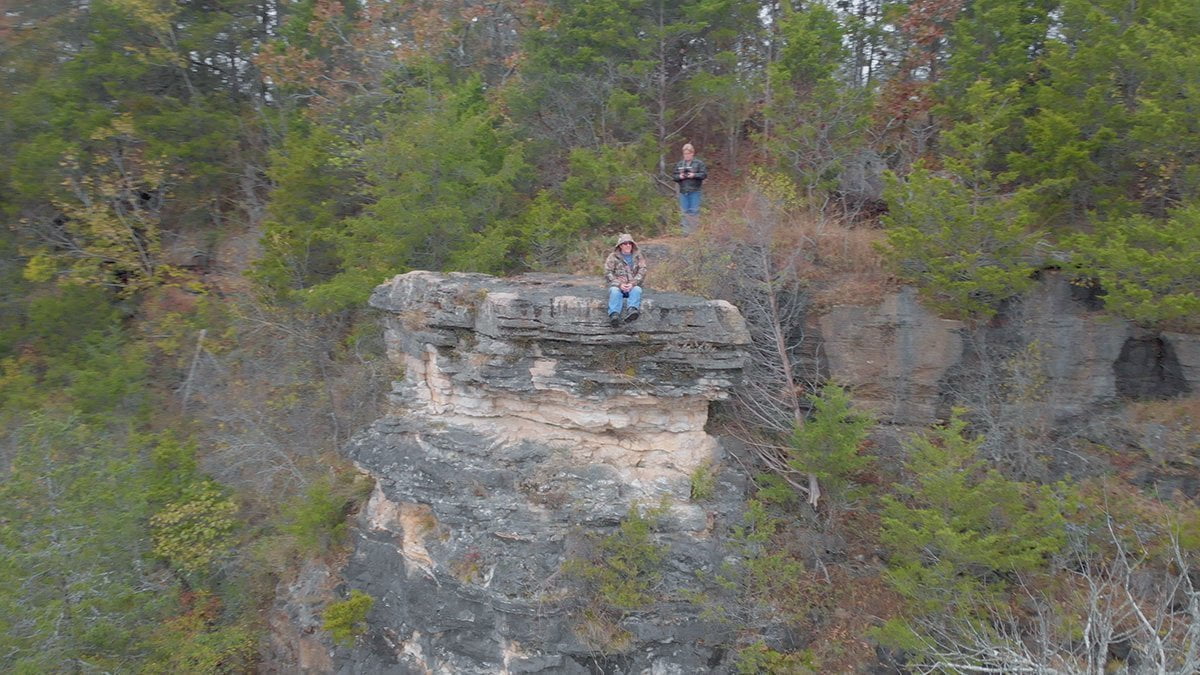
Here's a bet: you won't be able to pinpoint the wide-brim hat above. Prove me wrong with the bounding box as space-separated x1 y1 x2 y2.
614 233 638 250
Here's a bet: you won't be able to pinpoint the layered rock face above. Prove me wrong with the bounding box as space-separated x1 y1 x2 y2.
817 273 1196 425
334 272 751 673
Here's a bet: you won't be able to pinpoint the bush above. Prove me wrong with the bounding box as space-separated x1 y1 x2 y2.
149 481 238 576
735 641 817 675
786 383 873 505
564 505 668 612
323 590 375 646
1070 204 1200 328
877 410 1071 646
281 472 370 555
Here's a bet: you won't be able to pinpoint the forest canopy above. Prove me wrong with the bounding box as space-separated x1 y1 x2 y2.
2 0 1198 671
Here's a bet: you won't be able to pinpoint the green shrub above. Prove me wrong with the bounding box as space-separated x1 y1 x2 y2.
1070 204 1200 328
564 505 668 612
149 481 239 575
877 410 1072 645
882 168 1039 319
704 499 810 627
323 590 375 646
735 641 817 674
281 473 370 555
786 383 873 505
689 461 717 501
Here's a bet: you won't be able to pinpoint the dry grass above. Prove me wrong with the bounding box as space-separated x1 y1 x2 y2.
546 175 897 307
1127 394 1200 428
1123 395 1200 469
633 181 896 306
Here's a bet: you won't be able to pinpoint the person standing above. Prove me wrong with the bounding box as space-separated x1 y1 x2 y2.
604 233 648 328
672 143 707 234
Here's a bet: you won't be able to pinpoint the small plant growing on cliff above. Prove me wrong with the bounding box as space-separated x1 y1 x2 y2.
451 548 487 584
564 504 668 610
323 590 375 646
282 471 372 555
702 500 811 627
563 504 669 650
690 461 718 501
789 383 873 505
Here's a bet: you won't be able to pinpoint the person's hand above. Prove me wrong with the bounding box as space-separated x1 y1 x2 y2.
620 282 632 292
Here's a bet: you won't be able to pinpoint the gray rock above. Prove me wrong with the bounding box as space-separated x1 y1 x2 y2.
815 273 1195 426
326 272 754 673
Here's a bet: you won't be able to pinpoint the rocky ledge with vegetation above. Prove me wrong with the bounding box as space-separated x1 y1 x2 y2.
310 272 752 672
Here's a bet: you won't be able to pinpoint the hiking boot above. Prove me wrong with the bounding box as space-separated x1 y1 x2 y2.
624 307 640 324
609 312 621 328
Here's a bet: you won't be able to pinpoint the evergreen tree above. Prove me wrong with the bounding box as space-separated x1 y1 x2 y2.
302 75 532 310
1071 203 1200 328
883 81 1040 318
1010 0 1200 223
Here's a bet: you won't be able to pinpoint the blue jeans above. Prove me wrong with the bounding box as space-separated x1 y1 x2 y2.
679 190 701 216
608 286 642 315
679 190 701 233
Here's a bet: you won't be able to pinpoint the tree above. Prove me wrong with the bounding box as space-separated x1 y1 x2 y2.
253 121 363 298
1071 203 1200 329
301 75 531 310
885 485 1200 674
877 411 1070 652
882 80 1040 318
1009 0 1200 224
763 4 874 220
0 416 173 672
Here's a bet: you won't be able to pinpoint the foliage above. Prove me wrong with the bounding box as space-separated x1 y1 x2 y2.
564 504 668 612
457 143 667 273
689 461 717 501
764 4 873 217
323 589 375 647
149 481 239 576
785 383 874 505
143 593 259 675
0 415 173 671
877 410 1071 645
735 641 817 675
281 471 373 556
300 75 532 311
253 121 362 299
1008 0 1200 222
690 498 814 654
1071 203 1200 327
883 83 1040 318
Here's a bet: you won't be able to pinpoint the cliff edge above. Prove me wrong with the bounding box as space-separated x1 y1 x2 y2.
330 272 752 673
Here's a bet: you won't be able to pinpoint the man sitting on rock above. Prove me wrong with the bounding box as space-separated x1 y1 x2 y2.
604 233 648 328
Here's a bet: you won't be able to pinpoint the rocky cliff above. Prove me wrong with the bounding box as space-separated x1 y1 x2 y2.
816 273 1197 426
319 272 752 673
269 270 1198 673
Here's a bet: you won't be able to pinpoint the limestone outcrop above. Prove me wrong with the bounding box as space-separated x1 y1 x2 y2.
331 272 752 673
816 273 1195 425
